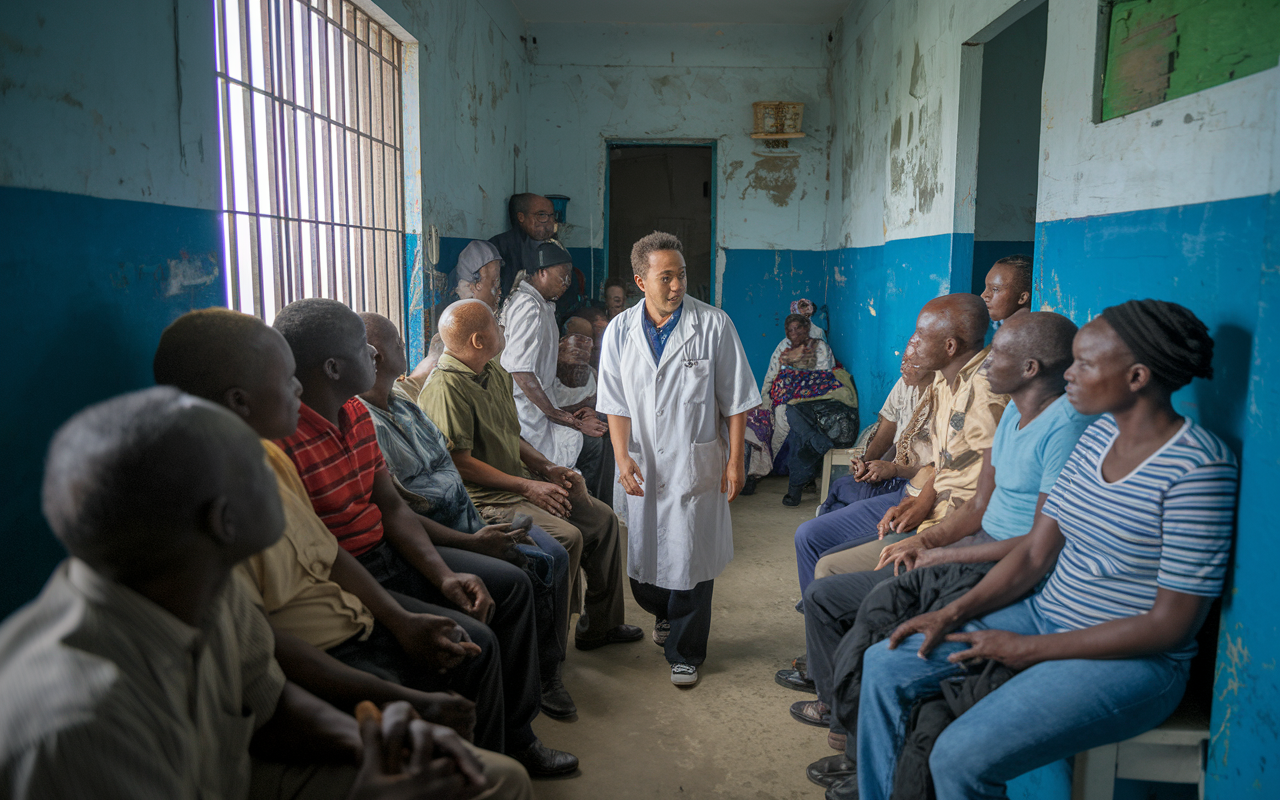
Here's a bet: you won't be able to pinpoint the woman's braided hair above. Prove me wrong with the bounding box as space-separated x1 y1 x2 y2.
1099 299 1214 392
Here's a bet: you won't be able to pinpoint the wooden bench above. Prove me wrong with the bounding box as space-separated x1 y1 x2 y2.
1071 705 1209 800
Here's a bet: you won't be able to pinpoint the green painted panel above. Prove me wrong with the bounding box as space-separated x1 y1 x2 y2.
1102 0 1280 121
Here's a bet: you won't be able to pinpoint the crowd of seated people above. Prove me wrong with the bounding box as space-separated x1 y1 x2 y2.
0 222 1238 800
773 257 1236 800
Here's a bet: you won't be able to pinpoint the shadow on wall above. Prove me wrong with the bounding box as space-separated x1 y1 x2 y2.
0 186 225 617
1192 324 1251 456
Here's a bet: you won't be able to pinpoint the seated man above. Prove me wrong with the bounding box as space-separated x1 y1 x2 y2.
980 254 1033 326
271 298 577 777
419 299 640 651
817 354 935 517
356 311 576 720
154 309 486 743
792 312 1091 787
0 386 529 800
555 330 614 505
851 300 1234 800
792 294 1006 590
501 240 607 472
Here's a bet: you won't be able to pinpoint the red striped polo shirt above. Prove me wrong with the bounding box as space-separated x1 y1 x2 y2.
275 398 387 556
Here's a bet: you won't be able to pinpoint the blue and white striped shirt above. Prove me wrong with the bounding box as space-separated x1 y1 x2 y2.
1034 416 1238 659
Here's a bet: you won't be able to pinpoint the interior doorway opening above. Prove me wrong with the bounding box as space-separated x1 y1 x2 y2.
607 144 715 303
970 1 1047 293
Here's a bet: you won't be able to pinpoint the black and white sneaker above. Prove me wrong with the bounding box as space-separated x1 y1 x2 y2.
671 663 699 686
653 619 671 646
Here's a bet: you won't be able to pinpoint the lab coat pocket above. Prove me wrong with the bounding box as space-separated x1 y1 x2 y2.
682 359 711 404
684 438 726 497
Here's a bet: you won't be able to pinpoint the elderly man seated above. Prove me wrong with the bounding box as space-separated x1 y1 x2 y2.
0 386 530 800
356 311 576 721
418 299 640 652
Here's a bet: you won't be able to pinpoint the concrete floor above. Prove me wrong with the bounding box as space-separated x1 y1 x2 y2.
530 476 833 799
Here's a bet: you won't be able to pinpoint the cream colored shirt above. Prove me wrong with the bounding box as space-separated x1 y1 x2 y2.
0 559 285 799
922 347 1009 528
236 441 374 651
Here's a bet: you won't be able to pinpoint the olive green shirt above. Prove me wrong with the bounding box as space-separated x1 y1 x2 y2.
417 353 530 506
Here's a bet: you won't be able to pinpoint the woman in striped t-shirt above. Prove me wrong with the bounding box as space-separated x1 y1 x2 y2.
852 300 1237 800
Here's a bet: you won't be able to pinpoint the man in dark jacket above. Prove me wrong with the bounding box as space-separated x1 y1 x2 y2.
490 193 558 302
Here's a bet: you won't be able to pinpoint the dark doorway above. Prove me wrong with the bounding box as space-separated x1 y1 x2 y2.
970 1 1047 293
607 145 714 303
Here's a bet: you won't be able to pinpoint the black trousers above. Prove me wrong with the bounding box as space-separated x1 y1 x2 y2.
575 430 615 508
326 589 508 751
356 541 540 754
629 577 715 667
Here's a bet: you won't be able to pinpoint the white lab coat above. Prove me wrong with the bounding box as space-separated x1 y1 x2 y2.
597 297 760 590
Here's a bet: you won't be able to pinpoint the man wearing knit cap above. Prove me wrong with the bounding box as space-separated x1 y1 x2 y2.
502 241 608 470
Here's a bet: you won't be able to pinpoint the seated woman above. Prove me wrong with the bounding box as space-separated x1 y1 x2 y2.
747 311 855 499
432 240 502 322
847 300 1236 800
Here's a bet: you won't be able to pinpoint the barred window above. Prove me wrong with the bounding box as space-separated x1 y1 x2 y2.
214 0 405 325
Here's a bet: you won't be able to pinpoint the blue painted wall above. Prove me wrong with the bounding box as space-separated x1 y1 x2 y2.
0 186 225 615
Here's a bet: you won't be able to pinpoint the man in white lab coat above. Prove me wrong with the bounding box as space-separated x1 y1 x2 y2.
597 231 759 687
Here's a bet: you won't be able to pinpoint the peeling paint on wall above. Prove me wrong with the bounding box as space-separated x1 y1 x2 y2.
741 155 800 207
164 252 219 296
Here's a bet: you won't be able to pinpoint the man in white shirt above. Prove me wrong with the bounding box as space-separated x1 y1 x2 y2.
598 232 759 687
501 241 608 471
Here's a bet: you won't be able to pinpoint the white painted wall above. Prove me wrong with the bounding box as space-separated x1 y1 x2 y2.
0 0 219 210
825 0 1280 251
525 22 835 254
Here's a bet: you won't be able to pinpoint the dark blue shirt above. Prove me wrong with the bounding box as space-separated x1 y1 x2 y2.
641 302 684 365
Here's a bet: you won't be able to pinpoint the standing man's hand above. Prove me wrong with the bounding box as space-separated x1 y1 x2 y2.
617 455 645 497
723 454 746 502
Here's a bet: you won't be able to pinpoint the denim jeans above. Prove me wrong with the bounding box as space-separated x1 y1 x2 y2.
857 596 1189 800
784 403 831 490
794 481 907 594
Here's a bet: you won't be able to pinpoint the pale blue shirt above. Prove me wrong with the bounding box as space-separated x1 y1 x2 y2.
981 394 1096 540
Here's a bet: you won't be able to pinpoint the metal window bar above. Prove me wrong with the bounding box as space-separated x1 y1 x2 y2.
215 0 405 327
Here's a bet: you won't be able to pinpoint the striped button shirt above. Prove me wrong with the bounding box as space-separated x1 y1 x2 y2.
0 559 284 799
276 399 388 557
1034 416 1238 659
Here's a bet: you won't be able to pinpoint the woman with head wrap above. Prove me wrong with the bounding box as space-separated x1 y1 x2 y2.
847 299 1238 800
433 240 503 322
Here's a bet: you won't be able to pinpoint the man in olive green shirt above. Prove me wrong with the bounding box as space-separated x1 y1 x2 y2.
419 300 639 650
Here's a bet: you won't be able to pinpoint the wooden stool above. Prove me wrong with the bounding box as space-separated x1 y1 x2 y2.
1072 705 1208 800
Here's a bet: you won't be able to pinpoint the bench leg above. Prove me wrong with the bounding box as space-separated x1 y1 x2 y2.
1072 743 1118 800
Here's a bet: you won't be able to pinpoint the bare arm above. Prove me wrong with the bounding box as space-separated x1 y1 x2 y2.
877 449 994 570
270 629 477 740
863 414 899 461
849 415 902 481
608 414 643 497
371 469 494 623
451 446 572 517
723 411 747 502
512 372 608 436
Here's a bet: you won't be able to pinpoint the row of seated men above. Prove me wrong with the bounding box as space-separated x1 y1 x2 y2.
770 268 1237 798
0 293 657 798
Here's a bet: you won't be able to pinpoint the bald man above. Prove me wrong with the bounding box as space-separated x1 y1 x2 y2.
0 387 498 799
357 312 577 721
791 314 1096 782
418 300 638 652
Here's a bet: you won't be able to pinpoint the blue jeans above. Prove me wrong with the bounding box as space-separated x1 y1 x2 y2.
857 597 1189 800
794 480 906 594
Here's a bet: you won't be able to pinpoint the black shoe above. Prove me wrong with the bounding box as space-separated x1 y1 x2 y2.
790 699 830 727
540 675 577 719
782 489 802 506
825 773 859 800
575 623 644 651
803 479 818 494
807 754 856 789
512 739 579 777
741 475 758 496
775 668 817 694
